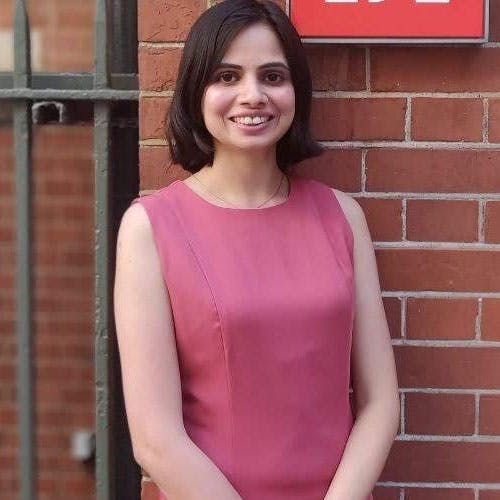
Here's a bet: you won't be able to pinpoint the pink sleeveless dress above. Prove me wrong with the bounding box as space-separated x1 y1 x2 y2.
132 173 372 500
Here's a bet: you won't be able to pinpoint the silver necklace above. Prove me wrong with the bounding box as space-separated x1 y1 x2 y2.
191 172 288 209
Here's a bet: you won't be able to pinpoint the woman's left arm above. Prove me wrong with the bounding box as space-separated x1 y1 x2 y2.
324 190 400 500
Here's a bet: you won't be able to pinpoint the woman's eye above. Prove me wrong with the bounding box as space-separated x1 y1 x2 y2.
265 72 284 84
217 72 237 83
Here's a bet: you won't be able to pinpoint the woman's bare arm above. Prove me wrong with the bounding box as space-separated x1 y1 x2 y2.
323 190 400 500
114 203 242 500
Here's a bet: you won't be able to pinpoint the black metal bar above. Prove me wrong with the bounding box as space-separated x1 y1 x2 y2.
0 88 138 100
94 0 113 498
111 0 138 73
13 1 35 499
0 72 138 91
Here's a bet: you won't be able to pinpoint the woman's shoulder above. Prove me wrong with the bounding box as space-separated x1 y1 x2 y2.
327 187 371 250
131 180 182 207
322 186 368 243
117 202 155 255
330 188 364 220
297 175 365 227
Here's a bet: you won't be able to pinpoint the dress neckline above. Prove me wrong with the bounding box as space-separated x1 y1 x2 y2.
175 174 297 213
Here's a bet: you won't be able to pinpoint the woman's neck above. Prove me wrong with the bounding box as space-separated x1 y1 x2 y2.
194 149 288 206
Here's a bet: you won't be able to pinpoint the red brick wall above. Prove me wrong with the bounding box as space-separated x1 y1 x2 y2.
0 125 96 500
0 1 96 499
138 1 500 500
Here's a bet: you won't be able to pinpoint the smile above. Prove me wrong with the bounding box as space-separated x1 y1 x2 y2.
230 116 273 126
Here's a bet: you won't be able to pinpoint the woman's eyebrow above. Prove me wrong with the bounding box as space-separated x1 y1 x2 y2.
215 62 290 70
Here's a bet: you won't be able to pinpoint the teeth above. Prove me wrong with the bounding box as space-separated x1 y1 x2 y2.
233 116 270 125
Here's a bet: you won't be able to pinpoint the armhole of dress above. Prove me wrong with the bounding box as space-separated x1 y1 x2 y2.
327 187 355 259
130 195 171 288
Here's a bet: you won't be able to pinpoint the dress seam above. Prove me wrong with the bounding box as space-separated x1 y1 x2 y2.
168 202 236 479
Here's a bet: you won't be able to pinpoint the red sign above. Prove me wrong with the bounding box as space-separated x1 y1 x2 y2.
290 0 488 42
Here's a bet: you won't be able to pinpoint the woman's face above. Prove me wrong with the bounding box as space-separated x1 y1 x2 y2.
201 22 296 156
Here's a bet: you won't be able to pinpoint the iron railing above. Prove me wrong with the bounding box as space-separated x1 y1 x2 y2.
0 1 140 498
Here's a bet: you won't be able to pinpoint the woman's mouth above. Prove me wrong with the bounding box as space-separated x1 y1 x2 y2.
230 115 273 126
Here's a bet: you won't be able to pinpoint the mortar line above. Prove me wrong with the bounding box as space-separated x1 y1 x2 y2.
475 298 483 340
382 291 500 299
475 392 480 435
377 482 500 489
483 98 489 143
396 434 500 442
350 193 500 201
391 339 500 347
401 296 407 339
374 241 500 249
140 138 500 149
405 97 412 141
313 91 500 98
321 140 500 149
478 200 485 243
401 388 500 395
361 149 367 192
402 198 407 241
139 41 184 48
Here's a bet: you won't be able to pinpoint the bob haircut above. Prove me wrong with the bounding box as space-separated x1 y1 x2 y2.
167 0 322 173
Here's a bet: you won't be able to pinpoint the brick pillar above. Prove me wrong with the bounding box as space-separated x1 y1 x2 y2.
137 1 500 499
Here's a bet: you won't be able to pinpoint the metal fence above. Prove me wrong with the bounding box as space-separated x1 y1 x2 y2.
0 1 140 498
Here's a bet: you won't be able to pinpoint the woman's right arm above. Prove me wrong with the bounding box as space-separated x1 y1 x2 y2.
114 203 242 500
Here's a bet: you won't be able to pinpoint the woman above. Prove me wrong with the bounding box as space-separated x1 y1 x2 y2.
114 1 400 499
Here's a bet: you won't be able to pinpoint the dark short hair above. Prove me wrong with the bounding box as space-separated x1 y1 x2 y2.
167 0 322 173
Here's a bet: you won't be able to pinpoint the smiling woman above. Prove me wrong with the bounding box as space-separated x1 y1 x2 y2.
114 1 399 500
166 0 321 175
200 23 296 161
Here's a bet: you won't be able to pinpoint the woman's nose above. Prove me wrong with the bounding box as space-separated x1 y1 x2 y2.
239 77 268 105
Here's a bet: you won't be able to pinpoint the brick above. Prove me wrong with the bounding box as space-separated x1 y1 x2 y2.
139 146 186 190
356 198 402 242
480 395 500 435
305 45 366 91
482 299 500 341
407 298 477 340
310 98 406 141
41 29 93 72
481 491 500 500
139 97 171 140
54 3 95 28
32 127 93 160
293 149 362 192
485 201 500 243
378 249 500 293
373 486 400 500
25 2 49 25
406 200 478 243
383 297 401 339
411 98 483 142
488 99 500 143
395 346 500 389
0 1 14 28
405 393 475 435
372 48 500 92
366 149 500 193
139 46 182 91
406 488 474 500
138 0 206 42
381 441 500 482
